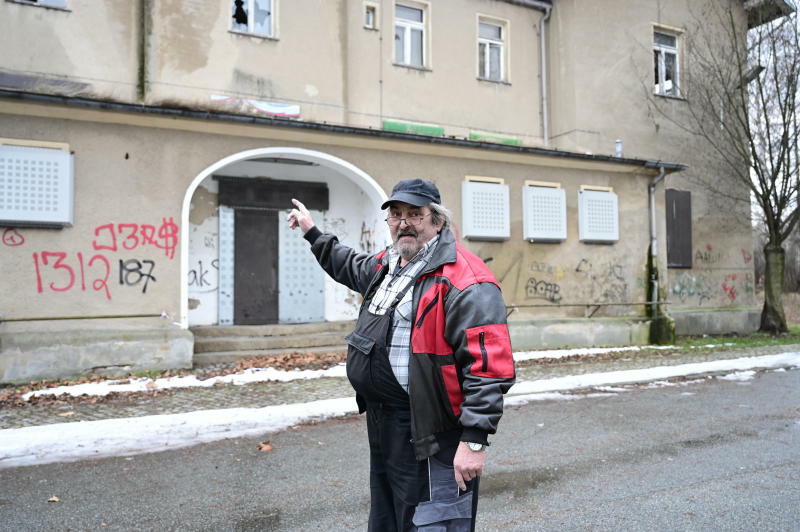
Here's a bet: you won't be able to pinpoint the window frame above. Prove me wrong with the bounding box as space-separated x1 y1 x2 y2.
230 0 277 39
477 16 508 82
394 1 429 68
653 25 682 97
364 1 379 30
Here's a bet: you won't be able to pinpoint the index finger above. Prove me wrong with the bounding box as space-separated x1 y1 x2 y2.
291 198 307 212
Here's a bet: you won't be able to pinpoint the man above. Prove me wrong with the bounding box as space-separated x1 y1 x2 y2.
287 178 514 531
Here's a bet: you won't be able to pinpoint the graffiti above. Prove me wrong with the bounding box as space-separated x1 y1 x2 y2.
33 251 112 300
530 261 566 281
575 259 628 303
92 218 179 260
359 221 375 253
2 228 25 247
525 277 562 303
25 217 177 300
695 248 722 265
741 248 752 264
188 259 219 290
203 236 216 250
119 259 157 294
671 272 713 305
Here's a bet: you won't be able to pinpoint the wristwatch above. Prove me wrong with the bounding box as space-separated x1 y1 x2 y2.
466 442 487 452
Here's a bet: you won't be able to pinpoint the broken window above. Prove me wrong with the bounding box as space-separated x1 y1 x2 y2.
653 30 680 96
478 20 506 81
8 0 69 9
394 3 426 67
231 0 273 38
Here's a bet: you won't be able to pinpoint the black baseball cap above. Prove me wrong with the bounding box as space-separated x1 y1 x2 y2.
381 179 441 209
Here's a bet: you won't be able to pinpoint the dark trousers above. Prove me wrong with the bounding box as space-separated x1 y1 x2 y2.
366 404 479 532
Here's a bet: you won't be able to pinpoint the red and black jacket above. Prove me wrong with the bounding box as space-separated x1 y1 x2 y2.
305 226 515 460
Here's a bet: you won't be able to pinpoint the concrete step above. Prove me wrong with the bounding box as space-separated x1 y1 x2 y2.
191 320 356 338
193 330 349 353
193 345 348 367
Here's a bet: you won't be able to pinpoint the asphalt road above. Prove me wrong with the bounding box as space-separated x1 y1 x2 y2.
1 368 798 531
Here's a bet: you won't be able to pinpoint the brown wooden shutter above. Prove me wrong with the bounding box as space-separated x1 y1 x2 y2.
666 189 692 268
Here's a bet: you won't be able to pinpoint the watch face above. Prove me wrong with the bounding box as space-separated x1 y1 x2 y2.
467 442 484 451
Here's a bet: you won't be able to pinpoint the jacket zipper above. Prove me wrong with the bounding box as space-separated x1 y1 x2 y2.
479 332 489 372
415 293 440 328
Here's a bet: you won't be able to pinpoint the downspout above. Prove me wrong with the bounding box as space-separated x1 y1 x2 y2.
648 166 666 318
502 0 551 146
538 5 552 147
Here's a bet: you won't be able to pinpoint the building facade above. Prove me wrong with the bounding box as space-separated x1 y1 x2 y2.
0 0 786 382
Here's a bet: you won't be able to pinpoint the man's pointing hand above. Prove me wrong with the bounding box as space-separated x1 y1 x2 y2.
287 198 315 234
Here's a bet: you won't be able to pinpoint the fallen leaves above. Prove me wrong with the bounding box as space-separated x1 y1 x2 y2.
256 441 273 453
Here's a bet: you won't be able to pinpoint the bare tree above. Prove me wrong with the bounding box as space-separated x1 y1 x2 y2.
652 3 799 333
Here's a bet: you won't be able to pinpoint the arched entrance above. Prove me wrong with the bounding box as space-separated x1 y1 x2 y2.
179 148 389 328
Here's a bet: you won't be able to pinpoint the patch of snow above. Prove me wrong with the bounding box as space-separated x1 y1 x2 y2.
717 370 756 381
23 364 348 400
0 397 358 469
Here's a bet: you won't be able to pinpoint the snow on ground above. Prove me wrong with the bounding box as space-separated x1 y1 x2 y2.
2 352 798 469
506 353 799 397
23 365 348 400
24 343 734 400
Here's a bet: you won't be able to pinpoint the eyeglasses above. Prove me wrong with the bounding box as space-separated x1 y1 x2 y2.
385 213 432 226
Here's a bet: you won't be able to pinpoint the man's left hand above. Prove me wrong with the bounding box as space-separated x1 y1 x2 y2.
453 441 485 491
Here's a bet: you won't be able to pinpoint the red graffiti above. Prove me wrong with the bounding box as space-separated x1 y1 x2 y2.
721 274 738 302
2 228 25 247
741 248 752 263
91 218 179 259
33 251 111 300
706 243 714 251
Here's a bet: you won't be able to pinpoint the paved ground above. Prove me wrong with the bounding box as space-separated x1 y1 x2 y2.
0 363 797 531
1 343 798 431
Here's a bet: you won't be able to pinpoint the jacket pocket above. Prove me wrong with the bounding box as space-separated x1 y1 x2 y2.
465 324 514 379
344 331 375 356
415 293 440 328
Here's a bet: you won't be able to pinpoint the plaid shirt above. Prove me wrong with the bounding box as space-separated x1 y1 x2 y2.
367 235 440 391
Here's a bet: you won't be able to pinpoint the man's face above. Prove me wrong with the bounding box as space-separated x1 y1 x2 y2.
387 202 443 261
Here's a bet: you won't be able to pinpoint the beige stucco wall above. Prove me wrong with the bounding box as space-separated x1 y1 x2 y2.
0 100 664 333
548 0 756 313
0 0 140 101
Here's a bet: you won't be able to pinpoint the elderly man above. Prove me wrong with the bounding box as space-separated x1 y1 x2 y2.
287 178 514 531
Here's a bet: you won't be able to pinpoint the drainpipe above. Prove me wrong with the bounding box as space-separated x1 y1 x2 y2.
648 166 666 317
502 0 552 147
538 5 552 147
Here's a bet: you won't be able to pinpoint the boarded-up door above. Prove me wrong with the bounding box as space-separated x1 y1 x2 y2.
234 209 279 324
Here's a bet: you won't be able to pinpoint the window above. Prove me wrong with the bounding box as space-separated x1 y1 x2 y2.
394 3 426 67
478 20 506 81
666 189 692 268
8 0 68 8
0 140 74 227
364 2 378 29
231 0 274 38
653 29 680 96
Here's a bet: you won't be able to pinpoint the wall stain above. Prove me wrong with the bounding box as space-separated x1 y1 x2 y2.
158 0 214 74
190 185 219 225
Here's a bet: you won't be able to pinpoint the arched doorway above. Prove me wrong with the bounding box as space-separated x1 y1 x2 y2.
180 148 389 328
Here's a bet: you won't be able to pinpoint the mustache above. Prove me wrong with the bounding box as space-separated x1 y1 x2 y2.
397 229 417 238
